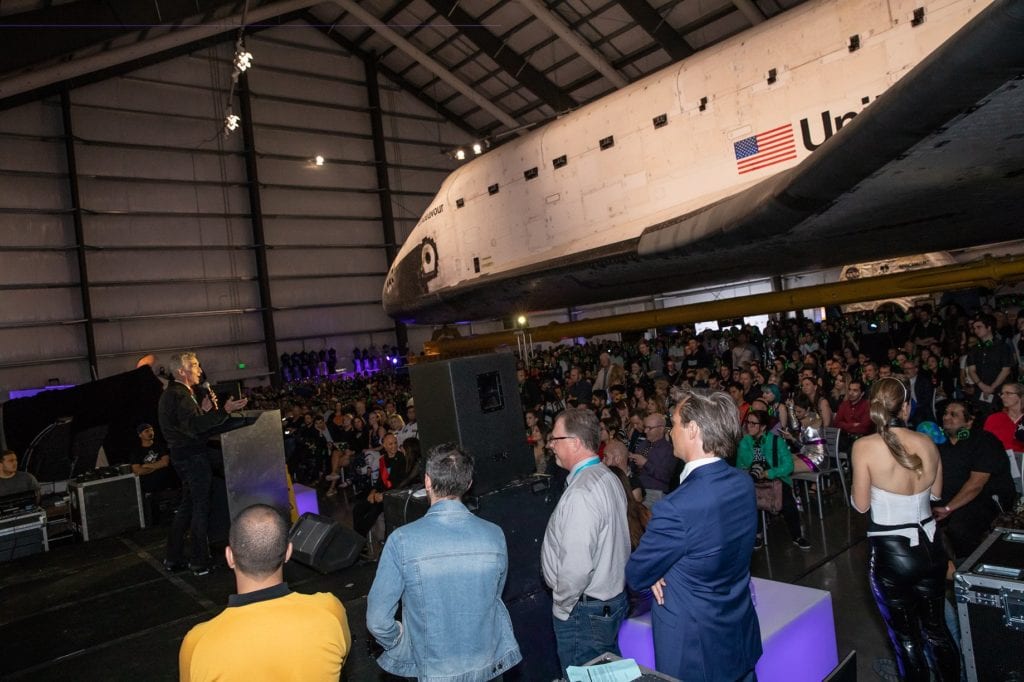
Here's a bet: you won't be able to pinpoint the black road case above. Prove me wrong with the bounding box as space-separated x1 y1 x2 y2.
954 527 1024 682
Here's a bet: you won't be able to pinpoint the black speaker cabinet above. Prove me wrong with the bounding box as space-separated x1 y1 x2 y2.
382 475 561 599
68 472 145 541
410 353 533 495
476 475 561 599
288 512 364 573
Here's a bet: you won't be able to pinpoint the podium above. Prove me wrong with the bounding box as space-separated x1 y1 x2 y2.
219 410 290 522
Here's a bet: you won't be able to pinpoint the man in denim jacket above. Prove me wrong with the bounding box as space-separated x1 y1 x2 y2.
367 443 522 681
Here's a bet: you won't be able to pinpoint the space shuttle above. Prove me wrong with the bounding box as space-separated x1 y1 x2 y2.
383 0 1024 325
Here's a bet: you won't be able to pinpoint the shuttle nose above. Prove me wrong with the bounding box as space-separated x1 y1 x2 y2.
382 245 426 319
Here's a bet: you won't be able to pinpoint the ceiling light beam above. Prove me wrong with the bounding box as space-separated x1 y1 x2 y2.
517 0 628 89
331 0 521 133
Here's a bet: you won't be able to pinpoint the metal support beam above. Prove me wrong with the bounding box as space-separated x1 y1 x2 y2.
424 0 577 113
425 256 1024 356
363 54 408 353
237 74 281 386
517 0 628 89
329 0 522 133
0 0 320 104
613 0 693 61
301 11 481 139
732 0 767 26
60 90 98 381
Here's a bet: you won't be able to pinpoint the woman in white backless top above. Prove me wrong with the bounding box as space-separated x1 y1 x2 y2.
850 377 959 682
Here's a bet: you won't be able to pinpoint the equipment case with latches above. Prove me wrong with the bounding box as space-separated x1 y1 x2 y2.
68 472 145 541
954 527 1024 682
0 509 48 561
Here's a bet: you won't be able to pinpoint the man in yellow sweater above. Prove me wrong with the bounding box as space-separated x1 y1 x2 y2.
179 504 350 681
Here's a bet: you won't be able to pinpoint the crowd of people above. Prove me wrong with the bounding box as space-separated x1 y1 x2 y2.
154 296 1024 680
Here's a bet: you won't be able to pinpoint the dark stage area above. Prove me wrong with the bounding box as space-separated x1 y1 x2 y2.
0 484 894 681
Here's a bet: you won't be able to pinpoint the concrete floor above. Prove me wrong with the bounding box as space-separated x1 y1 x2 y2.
0 482 899 681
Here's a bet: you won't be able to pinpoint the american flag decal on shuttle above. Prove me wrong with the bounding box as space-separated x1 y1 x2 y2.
733 123 797 174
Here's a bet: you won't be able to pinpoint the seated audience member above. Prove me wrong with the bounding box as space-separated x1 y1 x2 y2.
395 399 418 446
131 423 177 494
984 383 1024 452
783 394 827 474
833 379 872 450
799 376 834 427
324 443 354 497
352 434 409 544
628 413 674 508
0 450 40 503
179 504 351 681
727 382 751 424
904 358 936 426
395 438 424 489
737 410 810 550
367 443 521 680
602 419 642 502
935 401 1017 559
759 384 789 433
985 383 1024 493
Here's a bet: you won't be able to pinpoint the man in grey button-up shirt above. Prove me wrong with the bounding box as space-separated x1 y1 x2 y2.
541 408 630 672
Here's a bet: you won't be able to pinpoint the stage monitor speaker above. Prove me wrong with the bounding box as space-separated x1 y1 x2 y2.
410 353 533 495
288 512 364 573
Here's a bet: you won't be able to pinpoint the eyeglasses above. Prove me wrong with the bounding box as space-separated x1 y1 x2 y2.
744 420 762 426
548 435 576 444
1000 391 1020 397
643 425 664 431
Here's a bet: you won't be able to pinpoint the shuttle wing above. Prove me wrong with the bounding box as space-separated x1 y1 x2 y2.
637 0 1024 268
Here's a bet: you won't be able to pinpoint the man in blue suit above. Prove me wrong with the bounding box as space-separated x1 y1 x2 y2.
626 390 762 682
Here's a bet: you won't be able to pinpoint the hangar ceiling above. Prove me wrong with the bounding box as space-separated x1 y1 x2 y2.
0 0 810 136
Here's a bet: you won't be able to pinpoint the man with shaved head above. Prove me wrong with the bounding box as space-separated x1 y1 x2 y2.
179 505 351 681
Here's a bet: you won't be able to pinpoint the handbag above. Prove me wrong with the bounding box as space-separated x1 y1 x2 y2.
753 436 784 513
754 479 783 513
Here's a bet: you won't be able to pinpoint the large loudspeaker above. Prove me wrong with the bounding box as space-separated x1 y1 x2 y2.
411 353 533 495
476 476 561 599
288 513 365 573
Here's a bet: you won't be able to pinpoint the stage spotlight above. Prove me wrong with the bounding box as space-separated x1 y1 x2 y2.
516 315 527 326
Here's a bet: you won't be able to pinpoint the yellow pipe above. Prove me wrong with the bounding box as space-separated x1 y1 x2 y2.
425 255 1024 356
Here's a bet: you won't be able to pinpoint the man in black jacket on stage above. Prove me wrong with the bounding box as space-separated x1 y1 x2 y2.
160 352 247 576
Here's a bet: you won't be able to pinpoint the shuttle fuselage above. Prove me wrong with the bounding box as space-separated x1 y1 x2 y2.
383 0 1010 323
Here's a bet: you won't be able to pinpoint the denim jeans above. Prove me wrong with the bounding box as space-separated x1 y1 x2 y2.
552 591 628 672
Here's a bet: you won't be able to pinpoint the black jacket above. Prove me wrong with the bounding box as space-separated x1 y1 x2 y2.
158 381 229 451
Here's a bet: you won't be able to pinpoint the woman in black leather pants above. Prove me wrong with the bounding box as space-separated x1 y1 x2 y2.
850 378 960 681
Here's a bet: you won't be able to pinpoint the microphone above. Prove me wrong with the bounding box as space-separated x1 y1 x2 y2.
200 381 219 411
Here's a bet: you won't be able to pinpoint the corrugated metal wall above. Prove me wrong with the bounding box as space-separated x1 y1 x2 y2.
0 20 462 394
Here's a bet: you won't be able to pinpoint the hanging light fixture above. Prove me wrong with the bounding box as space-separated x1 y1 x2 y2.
233 44 254 73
